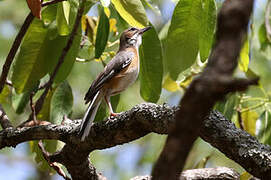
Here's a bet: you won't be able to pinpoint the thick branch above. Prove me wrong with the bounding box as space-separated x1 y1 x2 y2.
0 103 270 179
131 167 240 180
152 0 254 179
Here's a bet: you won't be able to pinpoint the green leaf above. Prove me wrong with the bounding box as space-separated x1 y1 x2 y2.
242 110 258 136
215 93 237 121
12 90 31 114
95 8 110 59
111 0 148 28
256 111 271 146
139 26 163 102
50 81 73 123
56 1 70 36
0 85 11 104
11 19 50 93
258 23 270 51
238 39 250 72
199 0 216 62
46 31 81 83
166 0 202 80
37 88 56 121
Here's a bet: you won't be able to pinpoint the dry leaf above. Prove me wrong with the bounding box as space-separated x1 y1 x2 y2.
26 0 42 19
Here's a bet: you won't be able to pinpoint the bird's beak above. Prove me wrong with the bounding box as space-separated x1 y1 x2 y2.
138 26 151 34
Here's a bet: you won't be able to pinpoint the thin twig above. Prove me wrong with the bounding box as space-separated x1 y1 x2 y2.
41 0 67 7
0 104 13 129
30 92 37 123
265 0 271 41
33 0 86 117
237 107 244 130
38 141 71 180
0 13 34 94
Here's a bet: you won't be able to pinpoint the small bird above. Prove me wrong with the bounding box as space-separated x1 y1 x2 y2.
79 26 151 141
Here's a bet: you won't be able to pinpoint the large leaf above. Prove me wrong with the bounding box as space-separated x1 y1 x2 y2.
12 19 50 93
37 88 56 121
56 1 70 36
258 23 271 51
215 93 237 121
95 8 110 59
12 6 57 93
166 0 202 80
50 81 73 123
199 0 216 62
139 26 163 102
111 0 148 28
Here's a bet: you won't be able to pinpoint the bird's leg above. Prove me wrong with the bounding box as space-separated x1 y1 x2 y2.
105 96 118 117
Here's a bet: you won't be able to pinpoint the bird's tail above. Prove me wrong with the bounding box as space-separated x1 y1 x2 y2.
79 91 102 141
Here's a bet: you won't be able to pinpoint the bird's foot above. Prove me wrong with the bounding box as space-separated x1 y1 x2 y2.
110 112 120 118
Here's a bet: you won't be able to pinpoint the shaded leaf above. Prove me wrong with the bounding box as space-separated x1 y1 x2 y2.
111 0 148 28
27 0 42 19
37 88 56 121
12 90 31 114
56 1 70 36
256 111 271 146
258 23 270 51
199 0 216 61
95 7 110 58
238 39 250 72
166 0 202 80
0 85 11 104
215 93 237 121
139 26 163 102
50 81 73 123
12 19 50 93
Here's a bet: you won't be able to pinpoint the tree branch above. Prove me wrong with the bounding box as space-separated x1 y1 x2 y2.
152 0 255 179
0 103 270 179
131 167 240 180
0 105 13 129
0 13 34 93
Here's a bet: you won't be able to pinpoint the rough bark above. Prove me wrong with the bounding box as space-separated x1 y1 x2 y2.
1 103 271 179
152 0 255 179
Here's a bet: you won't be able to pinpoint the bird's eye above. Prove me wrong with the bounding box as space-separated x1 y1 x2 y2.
130 27 137 31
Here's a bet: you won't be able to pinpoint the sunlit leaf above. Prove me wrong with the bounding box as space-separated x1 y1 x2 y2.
163 74 180 92
111 0 148 28
166 0 202 80
95 7 109 58
242 110 258 136
139 26 163 102
240 172 252 180
199 0 216 62
50 81 73 123
27 0 42 19
238 39 250 72
56 1 70 35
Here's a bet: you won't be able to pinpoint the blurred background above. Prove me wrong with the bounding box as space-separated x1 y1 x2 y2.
0 0 269 179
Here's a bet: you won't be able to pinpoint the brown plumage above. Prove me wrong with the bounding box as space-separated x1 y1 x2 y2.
79 26 151 141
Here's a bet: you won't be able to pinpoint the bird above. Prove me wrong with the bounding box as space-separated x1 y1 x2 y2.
79 26 151 141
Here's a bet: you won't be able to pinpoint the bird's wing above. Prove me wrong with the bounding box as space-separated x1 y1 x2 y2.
84 51 135 104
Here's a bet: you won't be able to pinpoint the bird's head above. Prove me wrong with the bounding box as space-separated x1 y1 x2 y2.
119 26 151 50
